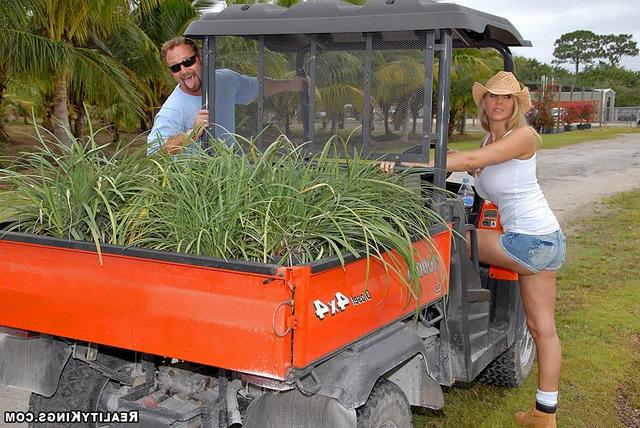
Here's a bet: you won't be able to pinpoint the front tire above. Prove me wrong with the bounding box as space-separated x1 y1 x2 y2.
356 379 412 428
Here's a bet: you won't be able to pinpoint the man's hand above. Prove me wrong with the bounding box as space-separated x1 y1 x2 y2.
263 77 308 97
288 76 307 92
163 134 192 155
193 109 209 138
160 109 209 155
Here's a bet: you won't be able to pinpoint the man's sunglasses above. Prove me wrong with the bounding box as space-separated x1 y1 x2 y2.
168 55 197 73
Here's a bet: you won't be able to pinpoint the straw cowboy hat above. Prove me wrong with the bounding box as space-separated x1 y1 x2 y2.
472 71 532 112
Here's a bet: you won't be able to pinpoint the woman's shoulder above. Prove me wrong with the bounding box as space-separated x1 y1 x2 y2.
509 126 540 145
510 125 538 137
502 126 538 160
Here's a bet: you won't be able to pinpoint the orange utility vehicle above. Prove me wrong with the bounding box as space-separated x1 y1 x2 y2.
0 1 534 426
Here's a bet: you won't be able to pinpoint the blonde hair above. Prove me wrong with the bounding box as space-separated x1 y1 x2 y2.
160 37 199 64
477 94 527 133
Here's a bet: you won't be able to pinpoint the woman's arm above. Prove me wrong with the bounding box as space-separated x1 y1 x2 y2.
444 127 536 172
380 127 536 173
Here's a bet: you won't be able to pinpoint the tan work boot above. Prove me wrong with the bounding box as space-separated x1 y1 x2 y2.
514 406 557 428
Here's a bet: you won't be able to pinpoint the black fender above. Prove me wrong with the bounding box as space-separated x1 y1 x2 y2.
0 333 72 396
291 322 443 411
244 389 357 428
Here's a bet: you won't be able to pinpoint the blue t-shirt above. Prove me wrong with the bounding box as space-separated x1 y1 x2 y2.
147 69 259 154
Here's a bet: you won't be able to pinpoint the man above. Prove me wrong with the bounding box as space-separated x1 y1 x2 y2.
148 36 305 154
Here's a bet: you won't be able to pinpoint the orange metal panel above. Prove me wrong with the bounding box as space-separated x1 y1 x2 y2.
291 230 452 369
0 240 293 380
476 201 519 281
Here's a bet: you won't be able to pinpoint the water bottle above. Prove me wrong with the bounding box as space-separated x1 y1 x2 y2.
458 177 475 217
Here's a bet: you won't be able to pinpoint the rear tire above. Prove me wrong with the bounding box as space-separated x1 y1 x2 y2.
478 326 536 387
29 355 131 427
356 379 412 428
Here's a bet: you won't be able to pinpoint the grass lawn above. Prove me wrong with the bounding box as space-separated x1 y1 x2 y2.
1 122 146 158
413 190 640 427
449 127 640 152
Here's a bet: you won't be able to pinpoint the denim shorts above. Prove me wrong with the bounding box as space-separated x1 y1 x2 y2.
499 229 566 273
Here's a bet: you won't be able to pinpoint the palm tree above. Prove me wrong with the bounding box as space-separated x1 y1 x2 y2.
448 49 499 136
0 0 31 141
0 0 160 145
314 51 365 136
373 51 425 142
136 0 198 130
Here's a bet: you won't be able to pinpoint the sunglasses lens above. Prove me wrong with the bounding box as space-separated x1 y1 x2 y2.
168 55 196 73
183 56 196 68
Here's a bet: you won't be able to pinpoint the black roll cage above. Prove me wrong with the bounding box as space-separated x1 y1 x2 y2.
185 0 529 190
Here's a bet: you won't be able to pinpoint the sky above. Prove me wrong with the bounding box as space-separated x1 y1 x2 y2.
452 0 640 72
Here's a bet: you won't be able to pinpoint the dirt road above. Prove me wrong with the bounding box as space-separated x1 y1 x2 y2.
1 133 640 426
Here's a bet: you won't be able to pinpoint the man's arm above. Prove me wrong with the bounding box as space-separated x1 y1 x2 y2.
263 76 307 97
148 109 209 155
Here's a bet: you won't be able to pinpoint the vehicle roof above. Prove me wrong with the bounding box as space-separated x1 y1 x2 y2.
184 0 530 49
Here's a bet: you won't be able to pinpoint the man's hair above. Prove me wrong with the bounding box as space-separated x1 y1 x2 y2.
160 37 200 63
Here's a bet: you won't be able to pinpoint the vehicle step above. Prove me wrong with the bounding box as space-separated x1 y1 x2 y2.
468 312 490 321
470 328 511 365
469 331 488 342
467 301 490 316
470 330 489 356
466 288 491 302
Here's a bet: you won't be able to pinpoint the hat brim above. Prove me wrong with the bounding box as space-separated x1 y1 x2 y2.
472 82 532 112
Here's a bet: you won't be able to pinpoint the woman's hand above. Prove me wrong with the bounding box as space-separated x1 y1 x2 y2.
380 161 397 173
467 168 483 177
379 160 434 173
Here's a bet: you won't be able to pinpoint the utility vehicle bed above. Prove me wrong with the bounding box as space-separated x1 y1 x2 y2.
0 225 450 380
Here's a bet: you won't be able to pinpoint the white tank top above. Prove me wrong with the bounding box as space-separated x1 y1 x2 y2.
473 130 560 235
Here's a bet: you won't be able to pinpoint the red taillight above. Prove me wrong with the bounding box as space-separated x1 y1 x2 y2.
0 326 40 338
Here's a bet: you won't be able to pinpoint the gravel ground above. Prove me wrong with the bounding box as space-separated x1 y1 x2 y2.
449 133 640 229
536 134 640 228
2 133 640 427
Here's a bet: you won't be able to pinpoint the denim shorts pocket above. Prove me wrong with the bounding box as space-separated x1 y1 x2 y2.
502 232 516 246
526 238 557 269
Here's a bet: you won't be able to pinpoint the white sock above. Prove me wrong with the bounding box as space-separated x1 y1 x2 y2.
536 389 558 407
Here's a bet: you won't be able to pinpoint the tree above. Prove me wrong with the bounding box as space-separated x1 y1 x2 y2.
0 0 159 145
600 34 639 67
373 52 425 142
136 0 198 130
315 52 365 136
579 63 640 107
513 56 553 85
0 0 32 141
552 30 601 74
448 49 497 137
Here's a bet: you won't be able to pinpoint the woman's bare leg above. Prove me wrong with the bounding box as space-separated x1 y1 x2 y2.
519 270 561 391
475 229 561 390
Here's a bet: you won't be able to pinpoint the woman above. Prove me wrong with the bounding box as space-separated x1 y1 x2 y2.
381 71 565 428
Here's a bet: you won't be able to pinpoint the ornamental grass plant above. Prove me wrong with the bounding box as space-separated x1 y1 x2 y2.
1 126 451 298
0 125 159 260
